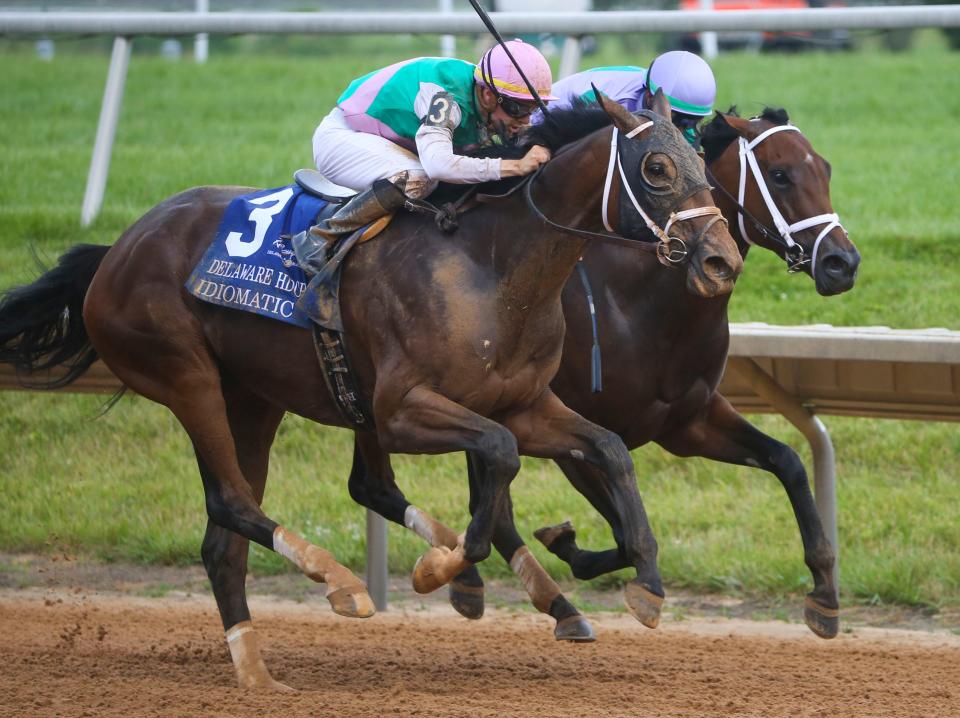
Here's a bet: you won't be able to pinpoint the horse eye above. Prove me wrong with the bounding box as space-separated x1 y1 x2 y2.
770 169 790 185
647 163 665 176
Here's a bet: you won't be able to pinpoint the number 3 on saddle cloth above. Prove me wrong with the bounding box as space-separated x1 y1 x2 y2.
185 180 391 333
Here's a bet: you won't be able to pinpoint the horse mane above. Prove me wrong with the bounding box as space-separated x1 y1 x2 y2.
700 106 791 165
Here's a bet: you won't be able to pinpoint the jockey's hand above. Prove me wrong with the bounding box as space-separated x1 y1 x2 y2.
501 145 552 178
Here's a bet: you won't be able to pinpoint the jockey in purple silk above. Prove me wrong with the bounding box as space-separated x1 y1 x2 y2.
534 50 717 147
294 40 557 274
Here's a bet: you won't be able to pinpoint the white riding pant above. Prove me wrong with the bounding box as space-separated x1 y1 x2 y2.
312 107 435 199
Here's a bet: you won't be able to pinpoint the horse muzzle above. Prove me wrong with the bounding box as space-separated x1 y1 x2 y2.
814 238 860 296
685 225 744 298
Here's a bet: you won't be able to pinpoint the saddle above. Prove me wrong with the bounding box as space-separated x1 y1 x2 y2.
294 169 395 246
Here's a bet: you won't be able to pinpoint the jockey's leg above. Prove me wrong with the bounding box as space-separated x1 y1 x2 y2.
292 177 408 273
293 108 436 273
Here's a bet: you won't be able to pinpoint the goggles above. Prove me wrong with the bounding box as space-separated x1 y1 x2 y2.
672 111 701 129
498 95 537 119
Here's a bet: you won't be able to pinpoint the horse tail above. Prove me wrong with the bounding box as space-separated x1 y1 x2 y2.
0 243 110 389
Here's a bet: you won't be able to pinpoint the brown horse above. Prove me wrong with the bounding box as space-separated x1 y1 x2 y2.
348 107 860 639
0 93 741 690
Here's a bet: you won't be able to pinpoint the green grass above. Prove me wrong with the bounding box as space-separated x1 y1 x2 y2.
1 34 959 610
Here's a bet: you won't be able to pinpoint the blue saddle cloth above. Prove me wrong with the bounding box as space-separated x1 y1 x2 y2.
185 185 333 328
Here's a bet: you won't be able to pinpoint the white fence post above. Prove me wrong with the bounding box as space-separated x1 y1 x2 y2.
195 0 209 64
558 35 582 78
81 36 130 228
439 0 455 58
699 0 719 59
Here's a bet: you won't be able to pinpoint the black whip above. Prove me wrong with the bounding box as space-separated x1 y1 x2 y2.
467 0 551 116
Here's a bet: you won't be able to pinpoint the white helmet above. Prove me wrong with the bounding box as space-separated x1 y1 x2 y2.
646 51 717 117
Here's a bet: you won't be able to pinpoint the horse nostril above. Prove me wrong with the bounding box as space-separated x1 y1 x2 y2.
704 256 734 281
822 253 853 278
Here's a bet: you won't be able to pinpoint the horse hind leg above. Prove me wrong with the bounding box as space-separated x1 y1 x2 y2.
176 377 375 620
503 390 664 629
534 458 632 582
467 452 595 642
350 433 485 619
89 295 374 621
200 384 293 691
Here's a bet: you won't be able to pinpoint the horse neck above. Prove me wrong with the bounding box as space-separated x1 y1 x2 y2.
483 137 609 307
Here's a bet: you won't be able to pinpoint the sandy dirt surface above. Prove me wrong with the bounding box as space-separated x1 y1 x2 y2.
1 556 959 718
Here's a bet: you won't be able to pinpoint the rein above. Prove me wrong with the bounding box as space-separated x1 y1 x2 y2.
524 122 726 267
710 122 846 274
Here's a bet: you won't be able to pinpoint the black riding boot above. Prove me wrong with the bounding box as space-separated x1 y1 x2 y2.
292 177 408 275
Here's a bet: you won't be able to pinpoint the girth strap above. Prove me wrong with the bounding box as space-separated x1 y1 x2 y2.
312 324 370 429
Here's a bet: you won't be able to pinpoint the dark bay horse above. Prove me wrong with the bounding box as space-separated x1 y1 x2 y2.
538 107 861 640
350 107 860 639
0 93 741 690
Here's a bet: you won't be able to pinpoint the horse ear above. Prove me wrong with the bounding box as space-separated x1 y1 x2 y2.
590 82 604 104
719 111 749 135
649 88 672 120
711 111 731 129
595 88 644 135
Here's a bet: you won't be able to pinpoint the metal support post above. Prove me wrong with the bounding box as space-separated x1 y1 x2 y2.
81 36 130 227
729 358 839 588
365 508 389 611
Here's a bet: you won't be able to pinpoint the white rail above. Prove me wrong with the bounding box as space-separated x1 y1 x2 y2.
3 7 960 34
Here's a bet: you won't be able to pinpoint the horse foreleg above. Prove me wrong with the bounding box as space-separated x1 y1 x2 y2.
199 383 292 691
347 432 485 618
656 394 839 638
375 386 520 593
503 389 664 629
534 459 632 581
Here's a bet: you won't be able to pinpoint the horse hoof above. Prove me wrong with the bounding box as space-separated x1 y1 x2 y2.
326 585 376 618
412 546 450 594
449 578 485 620
804 595 839 639
533 520 575 550
262 678 298 693
238 676 298 693
554 614 596 642
623 580 663 629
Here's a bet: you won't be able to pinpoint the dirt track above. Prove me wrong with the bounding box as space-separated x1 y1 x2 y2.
1 585 958 718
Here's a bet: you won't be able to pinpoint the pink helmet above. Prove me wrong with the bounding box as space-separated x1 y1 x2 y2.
474 39 558 102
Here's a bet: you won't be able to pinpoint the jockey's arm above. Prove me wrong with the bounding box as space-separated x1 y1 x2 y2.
414 93 551 182
414 91 502 184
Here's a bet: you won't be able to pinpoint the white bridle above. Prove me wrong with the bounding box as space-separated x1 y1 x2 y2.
737 123 846 273
601 122 724 263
